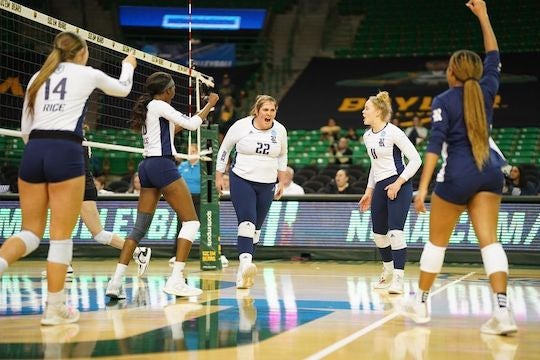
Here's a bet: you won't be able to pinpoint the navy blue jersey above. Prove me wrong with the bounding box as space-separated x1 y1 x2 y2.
427 51 505 182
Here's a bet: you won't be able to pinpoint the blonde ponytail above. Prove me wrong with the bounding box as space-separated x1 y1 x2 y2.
369 90 393 122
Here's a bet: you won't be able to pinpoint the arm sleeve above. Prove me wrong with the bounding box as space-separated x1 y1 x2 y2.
93 62 134 97
216 123 239 173
159 102 202 131
426 96 449 156
480 51 501 102
394 129 422 181
367 168 375 189
277 126 288 171
20 73 38 143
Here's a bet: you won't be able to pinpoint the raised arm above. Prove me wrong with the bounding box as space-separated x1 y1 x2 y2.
466 0 498 52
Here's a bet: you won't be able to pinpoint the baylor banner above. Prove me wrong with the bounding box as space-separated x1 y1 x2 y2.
279 53 540 129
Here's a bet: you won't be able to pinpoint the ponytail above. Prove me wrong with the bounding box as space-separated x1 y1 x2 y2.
131 94 152 132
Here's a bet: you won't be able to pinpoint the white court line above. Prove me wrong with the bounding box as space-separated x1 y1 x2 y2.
304 271 476 360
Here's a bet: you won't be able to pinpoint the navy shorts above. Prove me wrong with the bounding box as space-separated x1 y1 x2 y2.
434 167 504 205
138 156 181 189
229 171 275 228
371 175 413 234
19 138 84 183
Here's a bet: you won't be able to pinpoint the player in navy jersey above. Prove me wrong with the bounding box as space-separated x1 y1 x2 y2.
403 0 517 336
359 91 421 294
106 72 219 299
215 95 288 289
0 31 136 326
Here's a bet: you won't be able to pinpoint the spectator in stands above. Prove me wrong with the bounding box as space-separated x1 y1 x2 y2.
405 116 429 146
392 118 401 127
405 0 517 336
282 166 305 195
323 169 355 194
217 95 237 143
93 176 114 195
346 127 359 141
329 137 353 165
320 117 341 142
503 165 537 195
218 73 235 99
127 172 141 195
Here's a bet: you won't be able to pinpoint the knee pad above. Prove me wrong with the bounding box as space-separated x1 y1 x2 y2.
17 230 40 257
481 242 508 276
238 221 255 238
253 230 261 244
128 212 153 243
373 233 390 248
94 230 113 245
420 241 446 274
388 230 407 250
47 240 73 265
178 220 200 243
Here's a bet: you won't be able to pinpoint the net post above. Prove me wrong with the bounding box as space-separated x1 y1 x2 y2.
199 124 221 270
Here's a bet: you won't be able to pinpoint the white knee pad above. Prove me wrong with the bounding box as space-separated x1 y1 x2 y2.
420 241 446 274
253 230 261 244
17 230 40 257
238 221 255 238
481 242 508 276
373 233 390 248
178 220 200 243
47 240 73 265
388 230 407 250
94 230 113 245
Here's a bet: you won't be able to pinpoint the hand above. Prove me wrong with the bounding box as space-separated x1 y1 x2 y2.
274 182 284 200
358 192 372 212
123 52 137 69
384 181 402 200
466 0 488 18
207 92 219 107
215 172 224 196
414 188 428 213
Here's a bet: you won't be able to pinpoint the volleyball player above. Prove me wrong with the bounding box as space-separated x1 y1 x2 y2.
41 142 152 277
403 0 518 335
358 91 421 294
106 72 219 299
0 31 136 325
215 95 288 289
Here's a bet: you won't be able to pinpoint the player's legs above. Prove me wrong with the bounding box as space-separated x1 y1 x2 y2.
468 192 517 335
371 181 393 288
386 179 413 294
0 179 47 274
253 182 275 251
161 178 202 297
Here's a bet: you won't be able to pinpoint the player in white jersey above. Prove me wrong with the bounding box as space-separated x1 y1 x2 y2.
0 32 136 326
215 95 288 289
359 91 421 294
106 72 219 299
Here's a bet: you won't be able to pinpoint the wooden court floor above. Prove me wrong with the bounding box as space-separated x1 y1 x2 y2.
0 259 538 359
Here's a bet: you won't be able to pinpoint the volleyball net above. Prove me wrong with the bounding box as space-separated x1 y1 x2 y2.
0 0 215 175
0 1 222 270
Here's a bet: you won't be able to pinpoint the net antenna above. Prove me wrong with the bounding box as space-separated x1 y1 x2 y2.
0 1 214 174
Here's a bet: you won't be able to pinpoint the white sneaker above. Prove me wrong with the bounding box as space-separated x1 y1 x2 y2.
373 269 393 289
41 303 80 326
388 273 404 294
133 247 151 277
106 280 126 299
401 296 431 324
168 257 176 268
221 255 229 268
163 278 203 297
236 263 257 289
41 265 74 278
480 308 518 335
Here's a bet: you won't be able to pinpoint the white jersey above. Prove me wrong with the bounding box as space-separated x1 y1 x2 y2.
21 62 134 138
142 99 202 157
216 116 288 184
363 123 421 188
